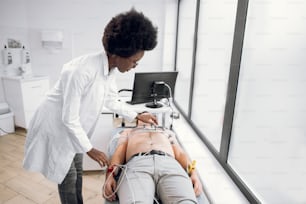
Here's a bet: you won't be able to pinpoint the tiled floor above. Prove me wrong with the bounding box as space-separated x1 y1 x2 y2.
0 128 106 204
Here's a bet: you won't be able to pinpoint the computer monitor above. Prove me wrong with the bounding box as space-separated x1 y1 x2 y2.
127 71 178 108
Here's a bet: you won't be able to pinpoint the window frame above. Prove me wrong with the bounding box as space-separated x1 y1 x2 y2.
173 0 260 203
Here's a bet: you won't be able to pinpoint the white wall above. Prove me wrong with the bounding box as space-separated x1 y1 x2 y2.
0 0 178 102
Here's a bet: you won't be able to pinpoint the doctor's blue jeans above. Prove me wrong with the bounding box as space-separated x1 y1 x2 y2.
58 153 83 204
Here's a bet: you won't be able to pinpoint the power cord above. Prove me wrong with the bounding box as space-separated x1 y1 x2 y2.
162 82 178 130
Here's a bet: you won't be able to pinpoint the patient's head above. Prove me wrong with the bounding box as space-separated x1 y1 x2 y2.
136 120 151 127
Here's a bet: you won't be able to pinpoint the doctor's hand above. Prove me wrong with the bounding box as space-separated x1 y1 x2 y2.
86 148 109 167
136 112 158 126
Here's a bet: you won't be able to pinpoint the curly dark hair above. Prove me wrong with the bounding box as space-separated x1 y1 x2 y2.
102 9 158 58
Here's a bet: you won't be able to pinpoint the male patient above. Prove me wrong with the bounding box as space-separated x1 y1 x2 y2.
102 120 203 204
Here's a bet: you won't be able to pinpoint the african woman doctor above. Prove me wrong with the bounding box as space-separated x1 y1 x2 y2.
23 9 158 204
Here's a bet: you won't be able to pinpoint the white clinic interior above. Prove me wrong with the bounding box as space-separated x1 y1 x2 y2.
0 0 306 204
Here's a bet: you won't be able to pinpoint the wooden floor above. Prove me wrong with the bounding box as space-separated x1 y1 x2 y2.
0 128 106 204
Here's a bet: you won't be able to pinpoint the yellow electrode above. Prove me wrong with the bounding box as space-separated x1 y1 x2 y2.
187 160 196 175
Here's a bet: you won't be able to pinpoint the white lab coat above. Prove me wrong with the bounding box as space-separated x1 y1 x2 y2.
23 51 137 183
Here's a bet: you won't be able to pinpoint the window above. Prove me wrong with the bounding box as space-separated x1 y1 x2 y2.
174 0 197 115
228 1 306 203
175 0 306 203
191 0 238 151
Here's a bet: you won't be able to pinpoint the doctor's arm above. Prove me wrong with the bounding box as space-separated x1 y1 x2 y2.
104 77 158 126
61 67 109 167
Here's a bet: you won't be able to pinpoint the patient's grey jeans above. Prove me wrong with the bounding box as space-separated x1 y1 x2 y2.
117 154 197 204
58 153 83 204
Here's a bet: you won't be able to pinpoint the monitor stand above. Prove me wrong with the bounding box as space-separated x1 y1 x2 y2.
145 99 163 108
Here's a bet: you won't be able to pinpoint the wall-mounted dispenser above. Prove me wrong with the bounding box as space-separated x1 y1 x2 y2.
19 46 32 77
21 46 30 64
2 45 13 65
1 43 33 77
41 30 63 50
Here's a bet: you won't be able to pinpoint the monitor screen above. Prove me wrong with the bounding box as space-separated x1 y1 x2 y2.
128 71 178 108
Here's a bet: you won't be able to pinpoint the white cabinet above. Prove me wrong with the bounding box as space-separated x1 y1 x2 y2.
2 76 50 129
83 112 115 171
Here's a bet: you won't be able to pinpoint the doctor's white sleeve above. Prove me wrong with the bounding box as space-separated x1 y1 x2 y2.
60 66 93 153
104 77 137 122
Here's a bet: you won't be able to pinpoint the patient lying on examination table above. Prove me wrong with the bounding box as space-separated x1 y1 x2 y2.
102 120 206 204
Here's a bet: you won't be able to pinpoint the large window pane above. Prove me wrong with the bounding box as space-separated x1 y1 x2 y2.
174 0 197 115
229 1 306 203
191 0 238 151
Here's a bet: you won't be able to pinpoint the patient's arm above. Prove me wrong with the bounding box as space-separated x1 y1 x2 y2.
169 132 203 196
109 132 128 166
189 170 203 196
103 132 128 201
